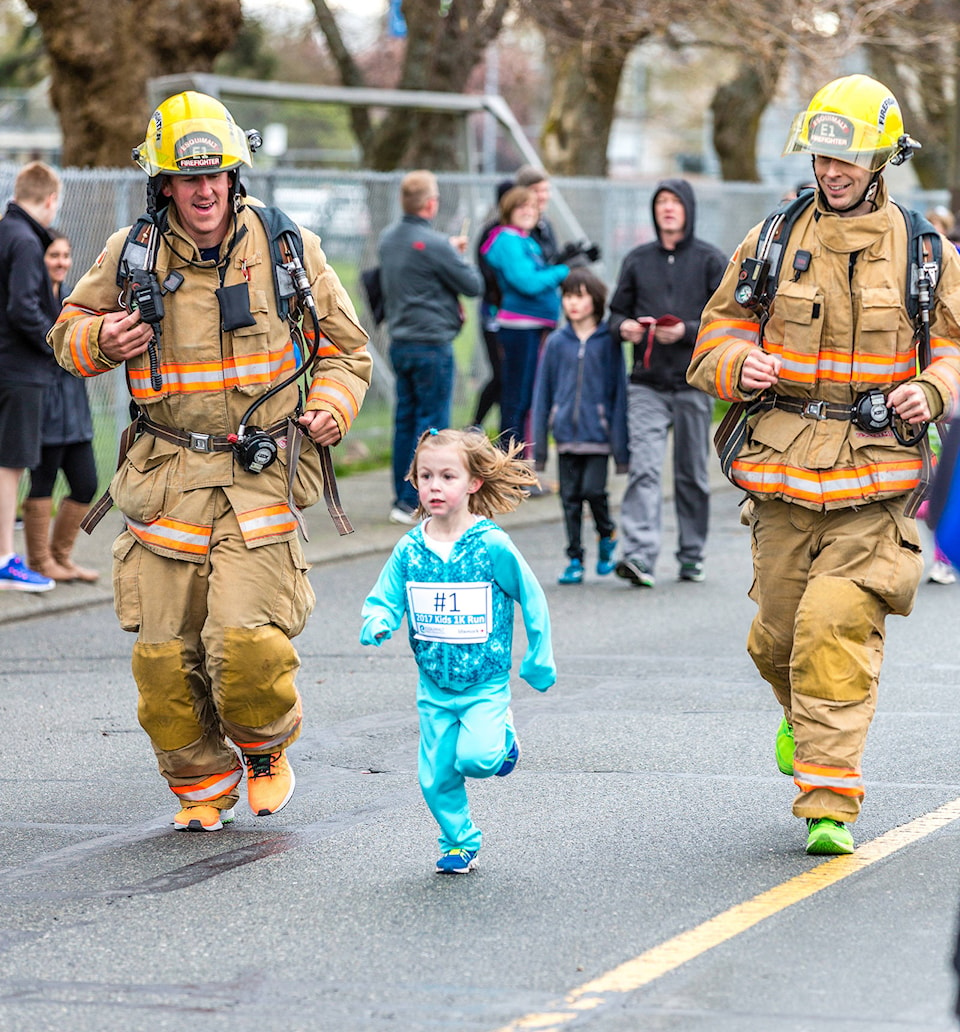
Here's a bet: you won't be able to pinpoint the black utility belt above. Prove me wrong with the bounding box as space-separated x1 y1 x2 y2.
140 416 289 454
762 391 926 445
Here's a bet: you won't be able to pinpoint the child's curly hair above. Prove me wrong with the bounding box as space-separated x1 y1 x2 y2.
407 428 538 518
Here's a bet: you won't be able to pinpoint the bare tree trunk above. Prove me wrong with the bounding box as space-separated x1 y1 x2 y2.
710 49 783 182
309 0 373 150
25 0 242 168
525 2 652 178
313 0 511 172
539 37 629 177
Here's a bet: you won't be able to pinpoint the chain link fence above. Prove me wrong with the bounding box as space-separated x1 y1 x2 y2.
2 164 944 497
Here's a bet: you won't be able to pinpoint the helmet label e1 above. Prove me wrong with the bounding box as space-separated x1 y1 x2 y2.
174 131 223 171
807 112 854 153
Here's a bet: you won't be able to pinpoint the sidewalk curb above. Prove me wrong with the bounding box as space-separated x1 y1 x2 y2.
0 458 734 624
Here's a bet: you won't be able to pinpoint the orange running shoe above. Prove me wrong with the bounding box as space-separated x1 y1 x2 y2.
173 805 235 832
244 750 296 816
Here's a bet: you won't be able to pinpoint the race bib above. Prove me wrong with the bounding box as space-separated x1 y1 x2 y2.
406 581 492 643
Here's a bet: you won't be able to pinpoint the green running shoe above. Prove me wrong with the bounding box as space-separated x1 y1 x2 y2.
775 717 795 776
805 818 854 856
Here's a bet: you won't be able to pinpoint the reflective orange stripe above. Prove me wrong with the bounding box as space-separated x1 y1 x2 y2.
732 457 922 504
794 760 864 799
236 504 298 543
234 722 302 753
307 379 361 425
128 345 298 399
57 306 103 377
125 516 212 556
694 319 760 402
171 765 243 802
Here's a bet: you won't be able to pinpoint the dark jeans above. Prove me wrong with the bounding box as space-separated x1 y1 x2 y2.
498 325 543 448
558 453 615 560
390 341 454 511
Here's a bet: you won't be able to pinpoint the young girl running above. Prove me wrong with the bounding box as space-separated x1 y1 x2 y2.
360 428 556 873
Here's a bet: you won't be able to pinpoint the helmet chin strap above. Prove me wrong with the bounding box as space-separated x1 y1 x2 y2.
812 157 881 214
145 170 243 219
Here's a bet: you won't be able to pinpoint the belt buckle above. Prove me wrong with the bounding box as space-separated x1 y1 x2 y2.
802 400 826 420
188 432 212 453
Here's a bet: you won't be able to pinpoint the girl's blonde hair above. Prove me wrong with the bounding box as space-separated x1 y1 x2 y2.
408 428 538 518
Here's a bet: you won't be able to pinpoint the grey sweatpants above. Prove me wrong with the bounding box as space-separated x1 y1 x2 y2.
620 382 713 571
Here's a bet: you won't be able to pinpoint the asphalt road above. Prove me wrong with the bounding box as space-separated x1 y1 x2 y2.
2 487 960 1032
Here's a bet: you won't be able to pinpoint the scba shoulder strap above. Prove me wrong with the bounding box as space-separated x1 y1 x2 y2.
116 203 306 321
744 188 942 325
244 203 305 322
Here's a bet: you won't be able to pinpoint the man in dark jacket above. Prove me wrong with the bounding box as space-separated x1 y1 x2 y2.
0 161 60 591
378 169 483 523
609 178 726 587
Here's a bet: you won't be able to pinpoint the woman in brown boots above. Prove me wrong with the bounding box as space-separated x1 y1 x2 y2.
22 231 99 583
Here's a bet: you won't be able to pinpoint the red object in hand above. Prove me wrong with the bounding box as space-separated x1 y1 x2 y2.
637 315 683 368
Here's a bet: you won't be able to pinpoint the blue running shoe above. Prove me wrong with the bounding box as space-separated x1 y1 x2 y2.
496 738 521 777
596 535 617 576
436 848 479 874
496 709 521 776
558 558 584 585
0 554 54 592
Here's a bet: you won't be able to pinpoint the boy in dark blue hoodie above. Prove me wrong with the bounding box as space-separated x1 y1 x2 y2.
533 269 629 584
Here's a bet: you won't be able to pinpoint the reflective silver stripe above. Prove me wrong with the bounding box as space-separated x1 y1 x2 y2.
795 770 864 791
177 767 243 803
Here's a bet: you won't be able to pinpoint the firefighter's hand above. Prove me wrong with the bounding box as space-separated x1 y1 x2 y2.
98 309 154 362
887 383 931 424
299 408 342 446
740 349 781 391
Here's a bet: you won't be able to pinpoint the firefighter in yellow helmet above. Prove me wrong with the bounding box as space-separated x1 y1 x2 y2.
689 75 960 855
48 92 373 832
133 90 255 215
781 73 921 212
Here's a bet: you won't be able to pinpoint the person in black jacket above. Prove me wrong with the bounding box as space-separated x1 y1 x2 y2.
0 161 61 592
472 178 515 429
22 231 100 584
608 178 726 588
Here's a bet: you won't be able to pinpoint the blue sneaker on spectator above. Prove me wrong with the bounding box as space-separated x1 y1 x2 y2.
596 535 617 576
0 554 54 592
436 848 479 874
558 558 584 584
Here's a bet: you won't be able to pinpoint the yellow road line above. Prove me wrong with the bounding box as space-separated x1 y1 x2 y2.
492 796 960 1032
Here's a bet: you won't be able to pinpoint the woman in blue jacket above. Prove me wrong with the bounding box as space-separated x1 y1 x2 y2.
481 186 569 448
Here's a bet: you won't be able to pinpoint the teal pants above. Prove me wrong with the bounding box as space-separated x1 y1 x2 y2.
416 673 514 853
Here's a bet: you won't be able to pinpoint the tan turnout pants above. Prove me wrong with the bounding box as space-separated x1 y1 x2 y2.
745 498 922 822
112 492 315 809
